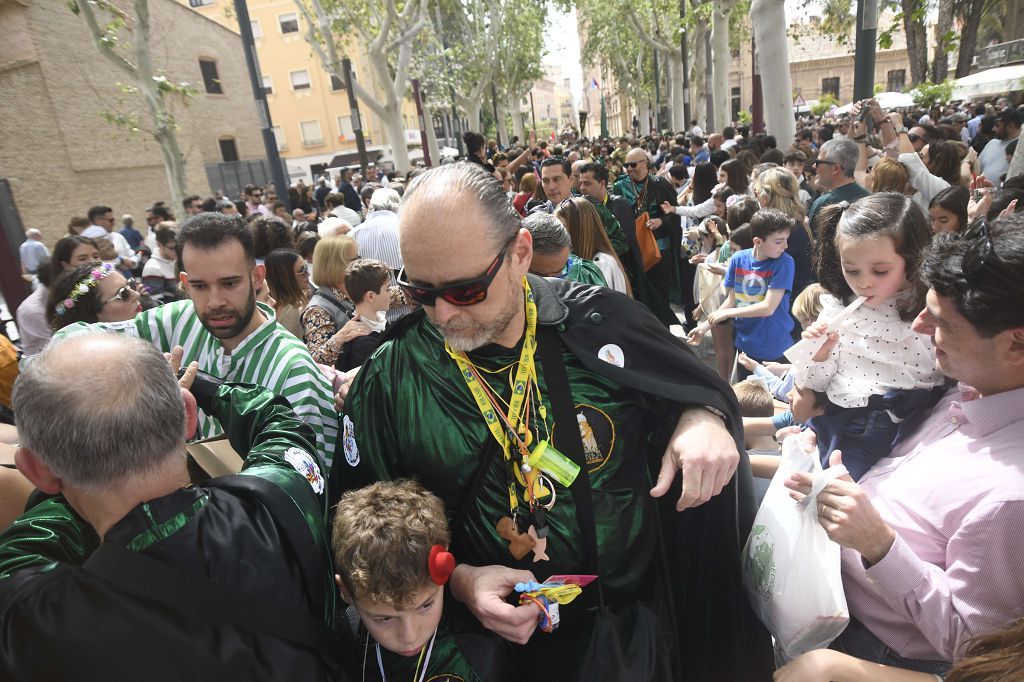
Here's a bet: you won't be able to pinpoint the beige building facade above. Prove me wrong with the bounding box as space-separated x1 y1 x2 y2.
578 62 630 139
183 0 421 178
0 0 264 244
728 13 914 125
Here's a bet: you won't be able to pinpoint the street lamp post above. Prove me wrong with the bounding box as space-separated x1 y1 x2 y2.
232 0 289 208
342 58 370 179
853 0 879 102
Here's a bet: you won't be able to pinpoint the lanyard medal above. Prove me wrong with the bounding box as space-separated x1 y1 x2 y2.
446 278 579 562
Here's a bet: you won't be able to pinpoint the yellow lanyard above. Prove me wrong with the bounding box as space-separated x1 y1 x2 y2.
446 278 539 515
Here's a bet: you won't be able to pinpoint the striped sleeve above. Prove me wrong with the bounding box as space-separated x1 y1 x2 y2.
250 337 338 474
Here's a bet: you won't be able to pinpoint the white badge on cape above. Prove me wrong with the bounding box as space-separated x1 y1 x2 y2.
597 343 625 368
284 447 325 494
342 415 360 467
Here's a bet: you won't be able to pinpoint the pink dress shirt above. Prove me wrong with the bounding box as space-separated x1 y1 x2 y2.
841 384 1024 661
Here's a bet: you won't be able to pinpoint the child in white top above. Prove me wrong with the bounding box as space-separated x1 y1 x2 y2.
795 193 945 479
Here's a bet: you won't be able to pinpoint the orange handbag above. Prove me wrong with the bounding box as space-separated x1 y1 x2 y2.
634 211 662 271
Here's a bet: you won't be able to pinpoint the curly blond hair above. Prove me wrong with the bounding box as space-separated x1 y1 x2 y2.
754 167 807 224
331 479 450 608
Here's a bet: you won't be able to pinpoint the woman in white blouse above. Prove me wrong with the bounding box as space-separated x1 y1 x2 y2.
554 197 632 297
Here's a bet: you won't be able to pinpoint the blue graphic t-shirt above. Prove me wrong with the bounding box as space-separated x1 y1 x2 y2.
724 248 795 360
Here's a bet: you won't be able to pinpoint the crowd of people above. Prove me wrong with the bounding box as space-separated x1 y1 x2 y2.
0 92 1022 681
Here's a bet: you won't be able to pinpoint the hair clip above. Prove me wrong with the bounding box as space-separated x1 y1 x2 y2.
837 201 851 210
428 545 456 585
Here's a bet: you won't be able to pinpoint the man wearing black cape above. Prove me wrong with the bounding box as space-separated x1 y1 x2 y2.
339 162 772 680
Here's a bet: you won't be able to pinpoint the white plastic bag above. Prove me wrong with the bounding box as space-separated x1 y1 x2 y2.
742 433 850 661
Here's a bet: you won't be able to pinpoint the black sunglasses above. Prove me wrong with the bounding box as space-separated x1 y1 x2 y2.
106 284 138 304
397 234 515 306
813 159 837 167
908 133 921 143
624 161 643 168
961 217 994 277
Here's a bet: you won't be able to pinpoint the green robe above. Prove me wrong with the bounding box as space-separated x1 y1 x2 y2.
590 200 630 261
340 274 774 681
342 281 692 676
344 316 658 606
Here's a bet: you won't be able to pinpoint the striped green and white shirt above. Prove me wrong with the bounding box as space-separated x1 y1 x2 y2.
55 301 339 473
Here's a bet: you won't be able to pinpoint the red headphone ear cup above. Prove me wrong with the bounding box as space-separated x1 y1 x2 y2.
437 552 455 575
428 545 456 585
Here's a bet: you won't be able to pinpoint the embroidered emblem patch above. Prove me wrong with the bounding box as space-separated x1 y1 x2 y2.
284 447 324 494
597 343 625 368
343 415 360 467
551 404 616 473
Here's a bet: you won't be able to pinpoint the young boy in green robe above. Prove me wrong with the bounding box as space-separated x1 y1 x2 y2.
332 480 509 682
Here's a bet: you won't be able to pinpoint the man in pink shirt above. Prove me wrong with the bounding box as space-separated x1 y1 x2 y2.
787 213 1024 675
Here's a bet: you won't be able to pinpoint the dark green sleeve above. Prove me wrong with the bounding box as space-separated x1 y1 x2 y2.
595 202 629 261
0 497 98 579
343 355 402 487
206 383 327 512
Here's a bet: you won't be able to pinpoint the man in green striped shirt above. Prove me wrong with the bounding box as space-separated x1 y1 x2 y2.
54 213 338 473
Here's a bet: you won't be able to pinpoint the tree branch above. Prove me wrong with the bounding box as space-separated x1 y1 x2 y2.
296 0 339 78
627 9 673 54
76 0 137 76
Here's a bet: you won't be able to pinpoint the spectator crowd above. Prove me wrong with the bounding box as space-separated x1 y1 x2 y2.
1 93 1023 682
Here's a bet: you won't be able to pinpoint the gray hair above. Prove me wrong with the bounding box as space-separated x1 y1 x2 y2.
820 138 859 178
522 212 571 254
402 162 520 248
13 333 186 489
368 187 402 213
215 198 235 211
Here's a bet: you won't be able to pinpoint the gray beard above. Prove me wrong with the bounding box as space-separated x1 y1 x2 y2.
433 287 521 353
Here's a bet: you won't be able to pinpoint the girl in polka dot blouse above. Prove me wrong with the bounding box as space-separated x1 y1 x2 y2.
794 194 945 480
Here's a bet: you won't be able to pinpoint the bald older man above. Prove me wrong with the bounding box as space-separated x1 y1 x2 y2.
343 162 772 681
0 334 351 679
613 147 684 312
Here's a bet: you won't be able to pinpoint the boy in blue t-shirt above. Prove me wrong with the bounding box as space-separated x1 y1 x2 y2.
688 208 795 374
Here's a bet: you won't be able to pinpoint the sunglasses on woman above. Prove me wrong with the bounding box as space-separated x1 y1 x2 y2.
106 283 139 304
397 235 515 306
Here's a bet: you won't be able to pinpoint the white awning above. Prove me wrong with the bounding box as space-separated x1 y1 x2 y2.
834 91 915 114
953 64 1024 100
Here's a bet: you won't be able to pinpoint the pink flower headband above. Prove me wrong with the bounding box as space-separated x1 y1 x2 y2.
54 263 115 316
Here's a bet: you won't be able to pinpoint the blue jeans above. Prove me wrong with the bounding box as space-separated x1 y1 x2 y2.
831 618 951 676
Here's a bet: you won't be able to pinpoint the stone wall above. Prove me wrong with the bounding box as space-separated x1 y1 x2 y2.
0 0 264 244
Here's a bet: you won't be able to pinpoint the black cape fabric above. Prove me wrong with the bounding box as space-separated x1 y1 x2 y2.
537 275 773 681
0 386 349 682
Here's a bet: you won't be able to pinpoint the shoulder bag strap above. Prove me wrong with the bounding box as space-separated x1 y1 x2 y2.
451 437 504 554
535 325 605 611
